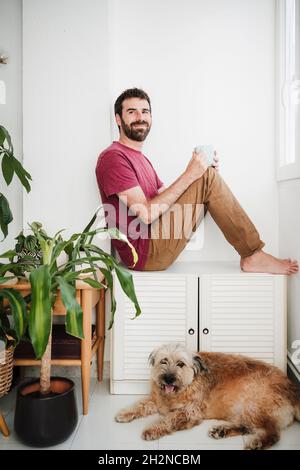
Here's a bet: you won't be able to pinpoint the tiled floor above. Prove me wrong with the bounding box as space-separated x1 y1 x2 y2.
1 378 300 450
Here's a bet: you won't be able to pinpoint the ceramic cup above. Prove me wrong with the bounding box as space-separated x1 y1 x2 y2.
194 144 215 166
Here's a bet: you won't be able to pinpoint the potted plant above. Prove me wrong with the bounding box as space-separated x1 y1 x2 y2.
0 122 31 375
0 124 32 437
0 124 142 446
0 214 141 447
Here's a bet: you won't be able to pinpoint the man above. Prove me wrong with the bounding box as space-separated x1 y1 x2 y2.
96 88 298 275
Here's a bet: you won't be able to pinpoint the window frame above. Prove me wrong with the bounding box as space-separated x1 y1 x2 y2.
276 0 300 181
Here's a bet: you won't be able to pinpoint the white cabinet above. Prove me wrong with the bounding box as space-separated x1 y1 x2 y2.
110 263 287 394
199 274 287 371
110 273 198 394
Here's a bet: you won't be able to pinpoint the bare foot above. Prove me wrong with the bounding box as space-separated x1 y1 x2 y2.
240 250 299 275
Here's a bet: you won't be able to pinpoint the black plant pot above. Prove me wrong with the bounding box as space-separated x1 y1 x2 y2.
14 377 78 447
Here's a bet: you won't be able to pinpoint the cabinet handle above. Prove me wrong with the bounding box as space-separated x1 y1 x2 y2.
188 328 195 335
202 328 209 335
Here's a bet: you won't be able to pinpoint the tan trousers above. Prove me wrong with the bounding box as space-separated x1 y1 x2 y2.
143 167 265 271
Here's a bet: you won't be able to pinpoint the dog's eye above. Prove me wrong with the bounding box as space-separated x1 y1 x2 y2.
177 362 185 368
160 359 168 365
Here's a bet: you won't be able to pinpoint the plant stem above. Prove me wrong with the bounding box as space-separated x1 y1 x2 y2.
40 330 52 394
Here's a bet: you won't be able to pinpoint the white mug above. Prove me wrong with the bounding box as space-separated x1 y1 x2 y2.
194 144 215 166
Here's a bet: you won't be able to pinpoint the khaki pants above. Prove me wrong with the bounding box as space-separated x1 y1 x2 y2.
143 167 265 271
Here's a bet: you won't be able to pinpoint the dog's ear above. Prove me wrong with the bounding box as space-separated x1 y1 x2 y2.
193 355 208 376
148 350 156 366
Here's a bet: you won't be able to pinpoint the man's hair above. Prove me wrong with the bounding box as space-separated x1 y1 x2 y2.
114 88 151 117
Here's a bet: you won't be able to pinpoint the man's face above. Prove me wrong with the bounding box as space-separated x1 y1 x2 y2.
116 98 152 142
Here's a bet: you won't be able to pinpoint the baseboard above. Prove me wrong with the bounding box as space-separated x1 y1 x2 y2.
22 360 110 379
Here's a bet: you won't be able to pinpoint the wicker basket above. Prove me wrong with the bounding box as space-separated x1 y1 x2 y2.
0 345 14 399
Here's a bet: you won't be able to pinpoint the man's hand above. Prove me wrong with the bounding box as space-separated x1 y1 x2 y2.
184 151 208 183
212 151 220 171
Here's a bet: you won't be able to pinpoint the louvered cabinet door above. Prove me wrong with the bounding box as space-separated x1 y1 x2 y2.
199 274 287 371
110 273 198 394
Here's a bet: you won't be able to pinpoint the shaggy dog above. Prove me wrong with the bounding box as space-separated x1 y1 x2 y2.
115 343 300 449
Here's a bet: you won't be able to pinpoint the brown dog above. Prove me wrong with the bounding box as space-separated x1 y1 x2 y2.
115 343 300 449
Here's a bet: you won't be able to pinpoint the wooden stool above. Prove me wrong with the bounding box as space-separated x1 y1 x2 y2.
0 413 9 437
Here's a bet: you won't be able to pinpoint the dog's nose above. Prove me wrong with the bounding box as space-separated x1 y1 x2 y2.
163 374 176 385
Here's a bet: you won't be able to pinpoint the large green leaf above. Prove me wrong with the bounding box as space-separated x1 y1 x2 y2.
0 288 28 341
0 275 15 284
11 156 32 193
0 263 17 276
107 228 138 267
0 125 13 153
100 268 116 329
114 264 141 321
1 153 14 185
82 209 99 234
0 126 6 147
0 193 13 239
56 276 83 339
0 249 17 258
79 243 108 257
29 265 52 359
80 277 106 289
49 240 69 272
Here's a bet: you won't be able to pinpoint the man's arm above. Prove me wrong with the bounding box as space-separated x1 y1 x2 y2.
118 151 208 225
157 185 166 194
156 152 218 197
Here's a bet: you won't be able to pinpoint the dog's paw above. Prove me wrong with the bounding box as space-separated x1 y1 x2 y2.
208 426 227 439
115 411 136 423
142 427 160 441
244 437 263 450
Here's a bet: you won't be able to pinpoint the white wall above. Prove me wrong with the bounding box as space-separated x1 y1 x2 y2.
0 0 23 252
22 0 111 243
109 0 278 262
22 0 278 263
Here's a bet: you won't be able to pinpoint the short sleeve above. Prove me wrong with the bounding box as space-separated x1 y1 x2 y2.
96 152 139 197
155 173 164 190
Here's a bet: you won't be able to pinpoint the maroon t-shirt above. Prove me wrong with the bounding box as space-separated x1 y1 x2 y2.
95 141 164 270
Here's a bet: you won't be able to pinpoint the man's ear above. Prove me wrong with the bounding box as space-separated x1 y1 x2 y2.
193 355 208 376
115 113 122 127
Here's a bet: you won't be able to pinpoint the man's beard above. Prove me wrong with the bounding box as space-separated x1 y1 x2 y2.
120 117 151 142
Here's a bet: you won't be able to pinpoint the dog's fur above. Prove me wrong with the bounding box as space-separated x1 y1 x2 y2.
115 343 300 449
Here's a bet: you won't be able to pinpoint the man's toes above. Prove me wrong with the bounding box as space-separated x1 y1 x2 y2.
288 263 299 271
289 268 298 274
286 259 298 267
